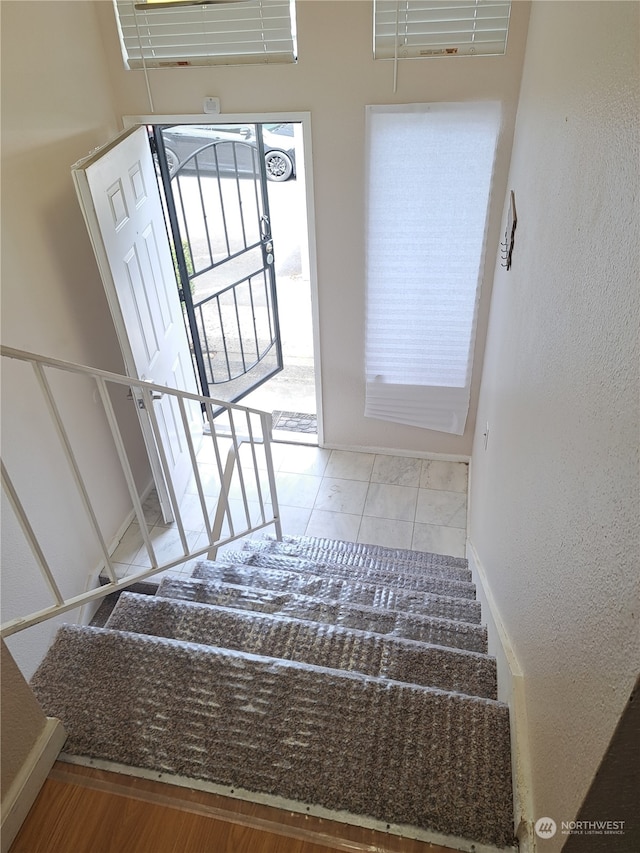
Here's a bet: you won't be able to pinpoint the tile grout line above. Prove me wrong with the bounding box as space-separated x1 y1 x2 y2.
355 460 374 545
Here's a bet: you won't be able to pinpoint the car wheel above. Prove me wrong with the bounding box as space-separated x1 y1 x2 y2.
264 150 293 182
155 147 180 178
165 147 180 177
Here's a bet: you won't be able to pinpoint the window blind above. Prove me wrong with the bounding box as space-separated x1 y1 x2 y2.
374 1 511 59
114 0 297 68
364 102 500 434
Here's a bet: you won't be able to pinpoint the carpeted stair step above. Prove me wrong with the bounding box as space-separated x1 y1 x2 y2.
244 536 472 583
31 624 514 848
263 534 471 568
156 577 488 653
105 592 497 699
191 560 482 624
226 549 476 599
258 534 470 573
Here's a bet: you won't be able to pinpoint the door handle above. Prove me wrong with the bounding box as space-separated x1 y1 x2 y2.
260 216 274 265
127 385 163 408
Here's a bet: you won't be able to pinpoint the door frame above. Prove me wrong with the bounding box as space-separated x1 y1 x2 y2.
123 112 323 445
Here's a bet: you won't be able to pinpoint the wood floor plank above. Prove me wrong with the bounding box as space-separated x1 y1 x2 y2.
11 779 326 853
11 762 459 853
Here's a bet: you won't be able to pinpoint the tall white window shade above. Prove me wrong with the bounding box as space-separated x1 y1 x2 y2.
365 102 501 435
374 1 511 60
114 0 297 68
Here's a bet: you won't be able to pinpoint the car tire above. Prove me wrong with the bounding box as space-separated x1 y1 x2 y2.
264 150 293 182
165 147 179 177
154 147 180 178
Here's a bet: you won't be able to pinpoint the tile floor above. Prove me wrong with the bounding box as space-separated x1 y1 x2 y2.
110 442 469 582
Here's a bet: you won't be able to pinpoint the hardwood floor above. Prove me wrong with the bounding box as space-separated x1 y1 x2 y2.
10 762 459 853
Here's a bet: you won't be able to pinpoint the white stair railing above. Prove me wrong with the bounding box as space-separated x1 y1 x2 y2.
0 346 282 638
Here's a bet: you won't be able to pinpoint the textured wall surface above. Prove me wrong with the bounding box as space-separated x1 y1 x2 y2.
468 2 639 847
0 1 151 677
0 641 47 799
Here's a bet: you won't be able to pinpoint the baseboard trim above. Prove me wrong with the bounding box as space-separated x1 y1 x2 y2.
105 477 156 563
466 540 536 853
320 443 471 463
1 717 67 853
81 477 156 625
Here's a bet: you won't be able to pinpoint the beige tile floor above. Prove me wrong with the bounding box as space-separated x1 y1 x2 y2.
110 442 468 582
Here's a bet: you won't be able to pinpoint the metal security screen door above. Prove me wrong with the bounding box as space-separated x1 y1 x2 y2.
153 124 283 406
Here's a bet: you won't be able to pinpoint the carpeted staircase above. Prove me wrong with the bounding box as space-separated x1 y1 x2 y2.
30 535 515 850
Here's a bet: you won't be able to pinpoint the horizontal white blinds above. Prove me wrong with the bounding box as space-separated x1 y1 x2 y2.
365 102 500 434
114 0 297 68
374 1 511 59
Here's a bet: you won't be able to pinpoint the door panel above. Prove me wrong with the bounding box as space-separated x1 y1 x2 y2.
154 124 283 404
72 126 202 522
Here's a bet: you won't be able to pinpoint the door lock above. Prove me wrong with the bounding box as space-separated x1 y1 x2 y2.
127 386 164 408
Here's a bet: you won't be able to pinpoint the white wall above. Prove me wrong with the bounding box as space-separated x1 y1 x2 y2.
468 2 639 847
0 1 151 677
95 0 530 457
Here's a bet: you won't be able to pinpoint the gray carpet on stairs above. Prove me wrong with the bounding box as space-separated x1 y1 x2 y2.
220 550 477 598
29 535 514 849
245 536 473 582
105 592 497 699
261 534 470 571
31 624 513 848
156 576 489 653
191 560 482 623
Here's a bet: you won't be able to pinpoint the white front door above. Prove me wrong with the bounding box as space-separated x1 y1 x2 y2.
72 126 202 522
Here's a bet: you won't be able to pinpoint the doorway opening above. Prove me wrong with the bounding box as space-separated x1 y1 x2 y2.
150 120 318 444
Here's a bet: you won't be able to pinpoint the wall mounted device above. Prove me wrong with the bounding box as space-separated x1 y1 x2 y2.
501 190 517 270
203 96 221 114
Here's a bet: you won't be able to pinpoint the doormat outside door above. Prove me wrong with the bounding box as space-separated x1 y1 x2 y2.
272 411 317 434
